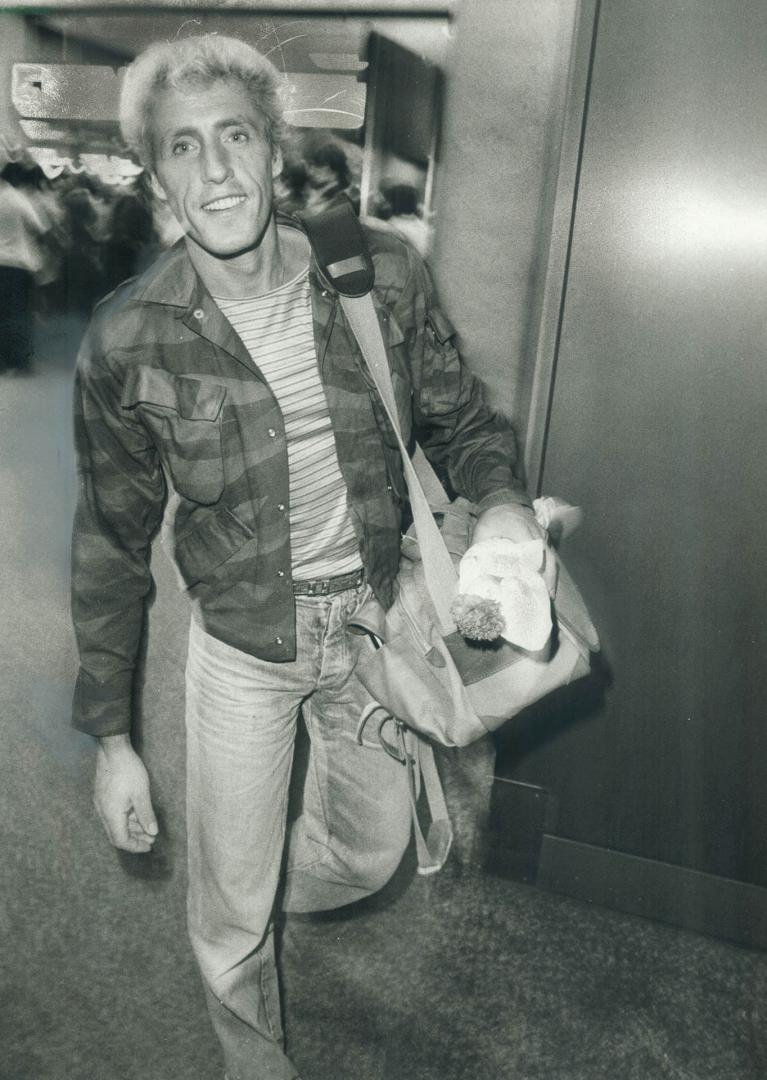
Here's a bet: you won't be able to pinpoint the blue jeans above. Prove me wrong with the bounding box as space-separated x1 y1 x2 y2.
185 586 412 1080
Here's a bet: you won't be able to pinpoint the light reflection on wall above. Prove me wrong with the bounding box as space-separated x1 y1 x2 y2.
625 178 767 260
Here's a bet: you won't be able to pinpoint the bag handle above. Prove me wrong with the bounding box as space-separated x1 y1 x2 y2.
357 706 453 876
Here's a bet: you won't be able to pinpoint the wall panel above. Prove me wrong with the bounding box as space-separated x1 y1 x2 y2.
432 0 578 449
504 0 767 889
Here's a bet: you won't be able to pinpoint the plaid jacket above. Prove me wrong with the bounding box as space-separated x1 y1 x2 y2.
71 216 530 737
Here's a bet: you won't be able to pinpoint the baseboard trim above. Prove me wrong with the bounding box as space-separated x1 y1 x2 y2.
537 834 767 950
485 778 556 884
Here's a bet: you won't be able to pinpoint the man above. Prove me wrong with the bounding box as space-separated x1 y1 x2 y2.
72 34 542 1080
302 142 352 210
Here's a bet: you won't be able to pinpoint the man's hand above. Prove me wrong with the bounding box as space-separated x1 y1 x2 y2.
94 734 158 853
472 502 557 596
472 503 547 547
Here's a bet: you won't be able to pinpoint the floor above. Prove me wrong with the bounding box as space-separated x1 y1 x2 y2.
2 320 766 1080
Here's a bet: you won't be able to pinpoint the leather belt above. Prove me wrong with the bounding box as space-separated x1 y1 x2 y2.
292 567 365 597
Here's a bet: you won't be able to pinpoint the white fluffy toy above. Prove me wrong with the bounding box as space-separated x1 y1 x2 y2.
450 497 583 650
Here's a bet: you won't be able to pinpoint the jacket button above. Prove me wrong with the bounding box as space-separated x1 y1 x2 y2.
192 308 204 320
275 636 284 645
267 427 277 438
277 570 285 578
277 503 285 512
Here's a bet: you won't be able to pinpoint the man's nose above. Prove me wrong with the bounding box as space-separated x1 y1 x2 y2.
200 142 232 184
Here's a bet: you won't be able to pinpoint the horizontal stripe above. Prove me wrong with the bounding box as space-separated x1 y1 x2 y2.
216 270 361 578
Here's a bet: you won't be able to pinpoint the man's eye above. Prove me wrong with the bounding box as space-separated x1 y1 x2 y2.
172 141 193 156
229 131 248 143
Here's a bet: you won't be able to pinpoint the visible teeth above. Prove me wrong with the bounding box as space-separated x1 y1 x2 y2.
203 196 245 211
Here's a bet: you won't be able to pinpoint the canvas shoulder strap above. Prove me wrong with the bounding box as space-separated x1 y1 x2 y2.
300 197 454 874
298 197 459 635
297 194 375 296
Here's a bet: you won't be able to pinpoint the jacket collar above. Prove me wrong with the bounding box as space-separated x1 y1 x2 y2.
131 212 315 313
128 213 335 372
129 239 199 310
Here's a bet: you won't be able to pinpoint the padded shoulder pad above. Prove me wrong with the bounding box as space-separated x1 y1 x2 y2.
297 194 375 297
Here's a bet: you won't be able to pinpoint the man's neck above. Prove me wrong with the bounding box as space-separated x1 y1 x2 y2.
185 216 300 300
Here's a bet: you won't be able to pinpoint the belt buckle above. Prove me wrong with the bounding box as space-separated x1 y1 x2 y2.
304 580 318 596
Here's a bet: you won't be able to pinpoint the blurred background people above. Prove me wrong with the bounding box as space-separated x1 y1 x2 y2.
378 182 432 257
273 158 309 215
57 185 104 316
303 141 354 210
0 159 54 373
101 189 157 294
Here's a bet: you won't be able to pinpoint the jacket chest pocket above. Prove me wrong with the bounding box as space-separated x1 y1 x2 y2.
121 366 227 505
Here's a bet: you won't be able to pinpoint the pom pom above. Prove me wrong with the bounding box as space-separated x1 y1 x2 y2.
451 592 505 641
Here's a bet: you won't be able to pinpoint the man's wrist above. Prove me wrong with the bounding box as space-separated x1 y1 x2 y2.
475 487 532 514
476 502 538 526
96 733 135 759
473 501 547 546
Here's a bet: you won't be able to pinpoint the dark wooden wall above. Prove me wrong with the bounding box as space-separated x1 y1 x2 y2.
498 0 767 891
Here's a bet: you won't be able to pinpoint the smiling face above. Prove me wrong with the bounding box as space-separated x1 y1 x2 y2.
148 79 283 263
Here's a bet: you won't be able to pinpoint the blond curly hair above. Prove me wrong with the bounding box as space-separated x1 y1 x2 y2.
119 33 286 168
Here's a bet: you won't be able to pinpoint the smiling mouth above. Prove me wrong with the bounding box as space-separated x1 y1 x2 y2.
202 195 247 212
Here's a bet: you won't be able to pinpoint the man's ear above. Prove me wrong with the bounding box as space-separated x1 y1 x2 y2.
148 172 168 204
271 146 284 180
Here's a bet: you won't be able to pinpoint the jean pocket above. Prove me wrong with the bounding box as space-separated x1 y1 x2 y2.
122 366 226 505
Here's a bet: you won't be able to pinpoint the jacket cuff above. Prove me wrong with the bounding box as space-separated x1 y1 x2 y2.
476 485 533 513
72 672 133 738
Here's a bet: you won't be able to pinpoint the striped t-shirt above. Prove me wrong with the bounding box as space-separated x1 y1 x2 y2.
215 265 362 580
